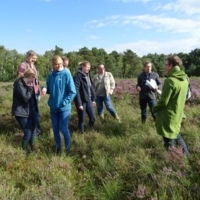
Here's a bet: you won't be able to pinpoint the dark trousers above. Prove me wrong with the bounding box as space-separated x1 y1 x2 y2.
139 99 156 120
77 102 96 133
15 111 37 145
163 133 190 155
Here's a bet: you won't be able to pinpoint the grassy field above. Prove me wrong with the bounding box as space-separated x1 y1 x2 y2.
0 79 200 200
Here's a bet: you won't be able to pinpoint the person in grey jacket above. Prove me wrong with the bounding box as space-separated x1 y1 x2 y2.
93 64 121 123
12 68 39 150
136 61 162 123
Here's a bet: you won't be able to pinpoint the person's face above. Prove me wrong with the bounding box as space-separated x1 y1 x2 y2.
24 76 35 86
27 55 37 65
82 64 91 74
63 60 69 67
53 58 63 71
144 63 152 74
165 61 173 74
98 65 105 74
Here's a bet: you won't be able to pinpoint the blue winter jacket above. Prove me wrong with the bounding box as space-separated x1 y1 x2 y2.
46 69 76 112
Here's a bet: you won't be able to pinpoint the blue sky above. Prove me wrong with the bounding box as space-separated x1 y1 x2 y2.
1 0 200 56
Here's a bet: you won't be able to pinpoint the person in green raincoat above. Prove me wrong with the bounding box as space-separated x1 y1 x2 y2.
152 55 189 155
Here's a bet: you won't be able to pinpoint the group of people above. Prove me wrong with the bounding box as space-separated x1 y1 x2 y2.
11 50 190 156
136 56 190 155
12 50 120 154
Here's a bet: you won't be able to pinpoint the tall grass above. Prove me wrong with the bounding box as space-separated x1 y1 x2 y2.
0 81 199 200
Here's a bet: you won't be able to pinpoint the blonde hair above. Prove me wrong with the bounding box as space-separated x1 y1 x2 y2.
52 55 63 65
23 68 36 78
79 61 91 68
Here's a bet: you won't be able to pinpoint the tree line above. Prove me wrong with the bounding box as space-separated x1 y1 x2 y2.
0 45 200 81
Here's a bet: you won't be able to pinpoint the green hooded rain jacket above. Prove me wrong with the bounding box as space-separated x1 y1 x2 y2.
152 66 188 139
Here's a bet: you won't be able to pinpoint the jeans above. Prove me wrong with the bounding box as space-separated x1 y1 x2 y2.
96 95 116 116
15 111 37 144
50 110 71 149
139 99 156 120
176 134 190 155
77 102 96 133
163 133 190 155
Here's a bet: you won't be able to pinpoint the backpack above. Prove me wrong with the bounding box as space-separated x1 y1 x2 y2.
186 77 192 100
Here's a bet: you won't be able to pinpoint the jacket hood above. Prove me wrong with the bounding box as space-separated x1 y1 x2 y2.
77 68 90 77
168 66 186 81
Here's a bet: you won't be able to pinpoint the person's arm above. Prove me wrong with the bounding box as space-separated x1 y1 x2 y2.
63 74 77 105
16 63 27 78
91 84 96 102
73 74 82 108
92 74 97 92
109 72 115 95
136 75 142 91
152 78 173 113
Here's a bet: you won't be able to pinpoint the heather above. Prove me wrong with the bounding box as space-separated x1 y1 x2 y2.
0 78 200 200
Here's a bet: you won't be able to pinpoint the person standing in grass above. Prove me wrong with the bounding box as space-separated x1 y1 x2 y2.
46 55 76 155
92 64 121 123
152 55 189 155
136 61 162 124
16 50 42 135
73 61 96 133
12 68 39 150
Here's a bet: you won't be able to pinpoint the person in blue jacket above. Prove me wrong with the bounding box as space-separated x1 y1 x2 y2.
46 55 76 155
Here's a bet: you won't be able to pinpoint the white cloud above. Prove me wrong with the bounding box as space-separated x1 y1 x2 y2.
87 15 120 28
87 35 99 40
106 37 200 56
156 0 200 15
87 14 200 35
123 15 200 33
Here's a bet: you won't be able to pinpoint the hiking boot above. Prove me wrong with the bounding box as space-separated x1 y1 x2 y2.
56 148 61 155
142 119 146 124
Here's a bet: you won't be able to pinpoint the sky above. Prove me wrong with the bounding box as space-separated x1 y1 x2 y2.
1 0 200 56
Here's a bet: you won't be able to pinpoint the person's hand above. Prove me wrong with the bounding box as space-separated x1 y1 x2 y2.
41 87 47 96
92 101 96 106
25 81 34 87
136 86 141 92
79 106 83 110
153 86 158 92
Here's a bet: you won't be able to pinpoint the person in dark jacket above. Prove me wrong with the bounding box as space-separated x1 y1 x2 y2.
16 50 42 135
136 61 162 123
74 61 96 133
12 68 39 150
